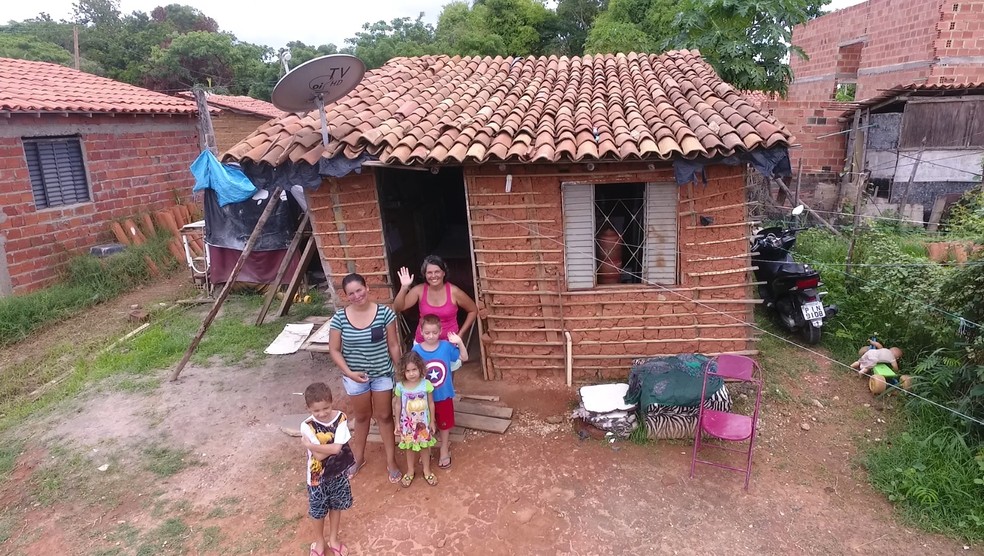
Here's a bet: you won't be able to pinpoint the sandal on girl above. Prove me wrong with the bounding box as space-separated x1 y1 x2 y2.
329 544 347 556
310 543 325 556
401 473 414 488
438 455 452 469
388 468 402 484
424 473 438 486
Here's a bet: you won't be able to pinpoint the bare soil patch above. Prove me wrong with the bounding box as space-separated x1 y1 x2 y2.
0 283 976 555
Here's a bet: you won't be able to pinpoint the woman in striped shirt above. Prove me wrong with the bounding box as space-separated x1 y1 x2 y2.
328 273 403 484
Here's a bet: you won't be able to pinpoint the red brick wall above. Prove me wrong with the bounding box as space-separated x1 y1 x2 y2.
774 0 984 183
212 112 271 155
306 163 757 381
0 113 199 294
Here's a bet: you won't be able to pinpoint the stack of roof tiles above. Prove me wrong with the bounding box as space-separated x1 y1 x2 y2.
225 50 793 167
0 57 198 114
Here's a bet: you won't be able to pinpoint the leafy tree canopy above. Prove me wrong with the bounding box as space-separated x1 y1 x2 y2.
345 15 438 70
585 0 829 94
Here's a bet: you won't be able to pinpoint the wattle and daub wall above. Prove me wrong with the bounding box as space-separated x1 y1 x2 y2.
307 163 756 381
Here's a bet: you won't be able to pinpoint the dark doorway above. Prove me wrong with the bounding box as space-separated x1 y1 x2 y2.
376 167 475 348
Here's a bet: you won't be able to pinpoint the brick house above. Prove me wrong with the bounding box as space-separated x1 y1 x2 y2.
0 57 200 296
225 51 794 380
767 0 984 194
177 92 286 153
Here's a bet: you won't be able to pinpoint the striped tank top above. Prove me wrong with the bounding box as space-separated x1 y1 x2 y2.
329 304 396 378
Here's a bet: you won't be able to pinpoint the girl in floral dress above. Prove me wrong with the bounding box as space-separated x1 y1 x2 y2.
394 351 438 487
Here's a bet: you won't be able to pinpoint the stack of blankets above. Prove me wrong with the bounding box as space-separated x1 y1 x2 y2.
571 383 639 438
623 354 732 439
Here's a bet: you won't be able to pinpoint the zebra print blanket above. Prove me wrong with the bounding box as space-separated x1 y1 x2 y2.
641 386 732 439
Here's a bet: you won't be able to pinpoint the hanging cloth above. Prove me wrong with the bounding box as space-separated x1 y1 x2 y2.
190 150 257 207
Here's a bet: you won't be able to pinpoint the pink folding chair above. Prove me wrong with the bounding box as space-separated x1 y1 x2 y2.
689 354 763 490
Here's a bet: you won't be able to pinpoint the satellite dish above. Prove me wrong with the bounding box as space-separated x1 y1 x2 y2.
270 54 366 146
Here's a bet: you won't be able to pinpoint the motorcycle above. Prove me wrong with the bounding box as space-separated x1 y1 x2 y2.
751 206 837 344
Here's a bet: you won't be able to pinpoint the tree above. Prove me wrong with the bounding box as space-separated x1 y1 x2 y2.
434 0 563 58
150 4 219 34
345 15 438 69
584 0 829 94
435 1 505 56
72 0 122 27
0 33 73 66
554 0 607 55
141 31 268 94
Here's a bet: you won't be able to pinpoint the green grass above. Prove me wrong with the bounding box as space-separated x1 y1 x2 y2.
0 439 21 483
866 405 984 540
135 517 191 556
0 512 13 544
0 234 177 347
199 526 223 553
0 293 333 435
143 446 198 477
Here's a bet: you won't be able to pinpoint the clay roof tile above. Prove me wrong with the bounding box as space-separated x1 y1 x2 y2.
224 51 792 166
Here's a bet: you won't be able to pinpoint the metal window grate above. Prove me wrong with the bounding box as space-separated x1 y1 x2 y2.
23 136 90 209
594 183 645 284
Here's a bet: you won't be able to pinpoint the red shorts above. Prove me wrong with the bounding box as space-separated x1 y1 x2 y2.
434 398 455 431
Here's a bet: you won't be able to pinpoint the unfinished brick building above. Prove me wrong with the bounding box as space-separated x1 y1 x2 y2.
0 58 200 295
226 52 795 380
769 0 984 189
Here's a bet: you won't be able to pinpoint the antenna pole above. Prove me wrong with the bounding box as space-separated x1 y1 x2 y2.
315 93 331 146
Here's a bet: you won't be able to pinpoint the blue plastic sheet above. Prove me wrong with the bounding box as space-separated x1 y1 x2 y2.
191 151 258 207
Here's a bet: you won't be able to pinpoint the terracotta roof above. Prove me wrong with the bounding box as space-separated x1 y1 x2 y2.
225 51 793 167
178 91 286 119
0 57 198 115
846 81 984 113
740 90 778 109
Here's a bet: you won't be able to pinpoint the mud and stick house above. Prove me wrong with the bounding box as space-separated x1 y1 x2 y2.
225 51 795 381
763 0 984 210
0 57 201 296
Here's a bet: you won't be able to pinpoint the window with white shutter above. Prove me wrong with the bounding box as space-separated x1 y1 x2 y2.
23 136 91 210
562 182 678 289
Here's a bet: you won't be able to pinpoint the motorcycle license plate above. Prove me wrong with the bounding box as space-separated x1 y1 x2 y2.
801 301 826 321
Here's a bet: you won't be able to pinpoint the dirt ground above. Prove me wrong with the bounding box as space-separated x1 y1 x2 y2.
0 278 978 555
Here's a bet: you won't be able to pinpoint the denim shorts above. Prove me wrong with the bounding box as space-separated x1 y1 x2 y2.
341 374 394 396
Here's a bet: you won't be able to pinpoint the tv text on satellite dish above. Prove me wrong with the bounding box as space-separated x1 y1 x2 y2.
310 66 352 92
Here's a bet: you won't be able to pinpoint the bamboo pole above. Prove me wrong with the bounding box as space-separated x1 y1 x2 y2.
170 187 282 382
687 266 758 277
684 221 758 230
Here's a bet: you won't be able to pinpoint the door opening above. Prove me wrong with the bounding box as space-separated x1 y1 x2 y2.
377 167 475 353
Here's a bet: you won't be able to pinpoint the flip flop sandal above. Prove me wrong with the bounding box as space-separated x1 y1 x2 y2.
310 542 325 556
401 473 414 488
388 468 403 484
424 473 438 486
329 544 347 556
438 455 452 469
346 461 366 480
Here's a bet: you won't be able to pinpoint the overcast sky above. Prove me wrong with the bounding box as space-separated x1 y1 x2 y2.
6 0 867 51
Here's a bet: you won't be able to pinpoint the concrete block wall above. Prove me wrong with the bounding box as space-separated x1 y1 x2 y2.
777 0 984 186
0 114 199 294
212 112 271 156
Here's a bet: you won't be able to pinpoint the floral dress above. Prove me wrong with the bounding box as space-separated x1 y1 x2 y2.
395 380 437 451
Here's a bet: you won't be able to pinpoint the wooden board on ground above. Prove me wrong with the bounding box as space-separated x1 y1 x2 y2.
453 412 511 434
454 398 513 419
300 321 332 353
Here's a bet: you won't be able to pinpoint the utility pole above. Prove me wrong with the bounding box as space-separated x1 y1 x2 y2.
73 25 80 70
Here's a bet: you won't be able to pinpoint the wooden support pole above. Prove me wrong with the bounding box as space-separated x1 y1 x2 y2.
845 171 869 278
256 212 310 325
170 187 282 381
771 179 841 236
276 233 319 318
192 85 217 156
898 147 924 222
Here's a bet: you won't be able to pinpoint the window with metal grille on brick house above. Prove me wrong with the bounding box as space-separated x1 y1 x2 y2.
22 136 91 209
562 182 678 289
